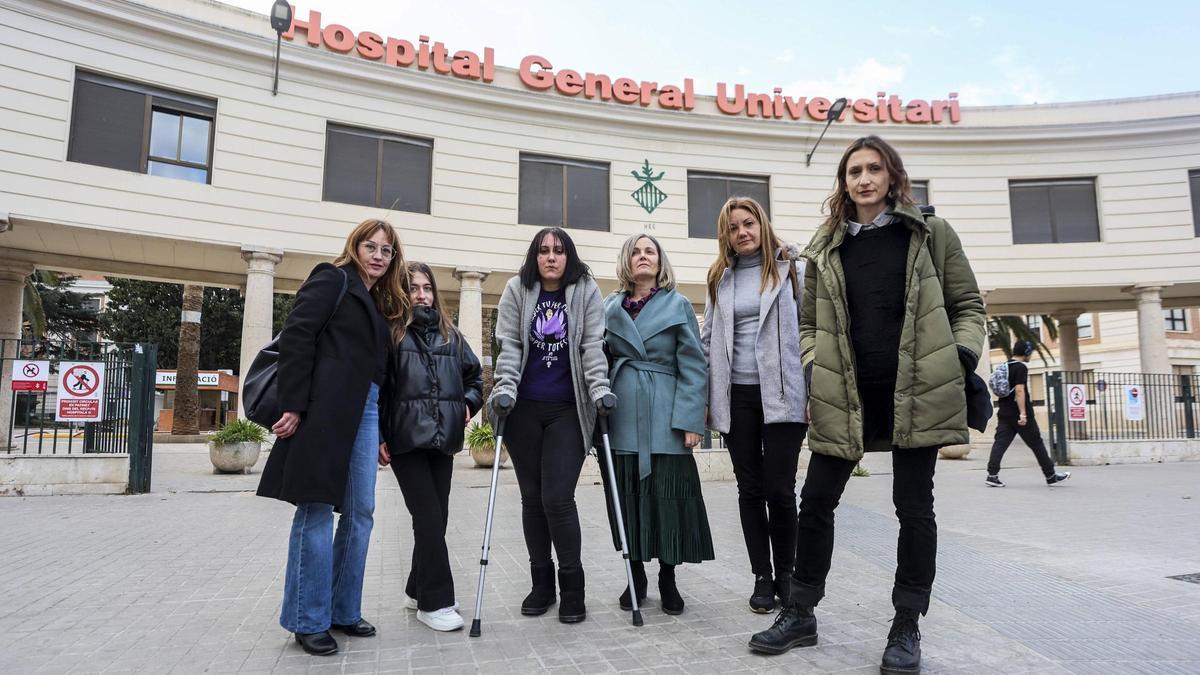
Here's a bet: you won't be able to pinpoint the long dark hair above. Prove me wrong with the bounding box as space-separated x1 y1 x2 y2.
820 135 914 232
394 261 459 344
518 227 592 289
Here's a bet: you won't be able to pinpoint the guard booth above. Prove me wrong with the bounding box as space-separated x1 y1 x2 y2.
1 339 158 494
154 370 239 432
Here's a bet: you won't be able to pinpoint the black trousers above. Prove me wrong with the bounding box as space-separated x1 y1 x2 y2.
987 415 1056 477
723 384 806 579
505 399 588 572
790 447 938 615
391 451 455 612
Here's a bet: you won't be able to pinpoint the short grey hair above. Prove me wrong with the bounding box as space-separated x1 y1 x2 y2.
615 233 676 293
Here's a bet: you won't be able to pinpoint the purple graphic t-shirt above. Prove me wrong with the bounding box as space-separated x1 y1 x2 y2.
517 288 575 403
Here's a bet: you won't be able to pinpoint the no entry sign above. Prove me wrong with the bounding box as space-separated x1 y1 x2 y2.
12 360 50 392
55 362 106 422
1066 383 1088 421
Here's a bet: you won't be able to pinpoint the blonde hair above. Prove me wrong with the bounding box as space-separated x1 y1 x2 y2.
705 197 794 304
615 233 676 293
332 218 411 341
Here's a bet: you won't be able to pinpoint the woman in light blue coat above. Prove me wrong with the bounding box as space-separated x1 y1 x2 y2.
601 233 714 616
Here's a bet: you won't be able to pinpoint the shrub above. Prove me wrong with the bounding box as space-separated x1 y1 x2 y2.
210 418 269 445
465 421 495 449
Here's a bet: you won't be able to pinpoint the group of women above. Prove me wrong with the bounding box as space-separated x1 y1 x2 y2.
256 135 985 675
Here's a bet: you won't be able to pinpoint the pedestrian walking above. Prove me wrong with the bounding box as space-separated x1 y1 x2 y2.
600 234 714 616
257 218 407 656
748 136 986 675
700 196 809 614
377 261 484 632
985 339 1071 487
487 227 615 624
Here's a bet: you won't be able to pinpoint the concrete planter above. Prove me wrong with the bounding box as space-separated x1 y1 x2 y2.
208 440 262 474
469 443 509 468
938 444 972 460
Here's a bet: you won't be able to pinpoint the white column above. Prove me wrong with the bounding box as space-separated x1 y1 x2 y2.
1052 309 1083 372
453 267 490 359
238 247 283 417
0 260 33 448
1130 285 1171 374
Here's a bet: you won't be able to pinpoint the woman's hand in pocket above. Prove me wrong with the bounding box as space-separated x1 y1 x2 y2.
378 442 390 467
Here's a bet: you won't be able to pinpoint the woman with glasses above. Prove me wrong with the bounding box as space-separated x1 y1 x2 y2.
487 226 614 624
258 219 408 656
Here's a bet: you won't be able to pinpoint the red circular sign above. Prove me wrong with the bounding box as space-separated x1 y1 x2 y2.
22 363 40 378
1069 387 1085 405
62 365 100 397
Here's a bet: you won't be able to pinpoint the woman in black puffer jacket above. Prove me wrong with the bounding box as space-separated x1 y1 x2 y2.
378 261 483 632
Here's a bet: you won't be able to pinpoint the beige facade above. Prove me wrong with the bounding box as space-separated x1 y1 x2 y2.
3 0 1200 411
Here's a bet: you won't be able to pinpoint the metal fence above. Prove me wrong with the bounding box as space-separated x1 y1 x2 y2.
1047 371 1199 458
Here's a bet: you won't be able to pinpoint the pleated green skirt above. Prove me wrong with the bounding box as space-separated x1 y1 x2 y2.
598 452 715 565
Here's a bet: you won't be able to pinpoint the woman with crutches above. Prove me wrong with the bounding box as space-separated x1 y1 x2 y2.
487 227 614 624
599 233 713 615
701 197 809 614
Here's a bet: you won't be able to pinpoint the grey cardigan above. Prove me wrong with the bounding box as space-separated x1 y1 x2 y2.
701 249 809 434
489 275 613 449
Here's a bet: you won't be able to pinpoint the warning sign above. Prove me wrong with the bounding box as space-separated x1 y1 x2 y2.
1066 383 1088 421
12 360 50 392
55 362 106 422
1124 385 1144 421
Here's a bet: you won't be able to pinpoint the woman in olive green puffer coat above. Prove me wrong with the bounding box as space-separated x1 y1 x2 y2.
749 136 985 675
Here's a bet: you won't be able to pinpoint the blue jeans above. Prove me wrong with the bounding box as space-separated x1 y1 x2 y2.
280 383 379 634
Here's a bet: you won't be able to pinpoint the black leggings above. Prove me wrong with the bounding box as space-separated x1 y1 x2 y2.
391 451 455 611
504 399 588 571
791 447 938 614
723 384 805 579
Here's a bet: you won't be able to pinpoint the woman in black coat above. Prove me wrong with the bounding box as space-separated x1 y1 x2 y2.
378 261 483 633
257 219 408 657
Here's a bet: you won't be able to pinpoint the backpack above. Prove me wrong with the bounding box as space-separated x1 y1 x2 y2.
988 361 1016 398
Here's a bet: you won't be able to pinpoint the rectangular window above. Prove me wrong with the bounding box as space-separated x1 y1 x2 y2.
323 124 432 213
68 70 216 183
1077 313 1094 340
910 180 929 207
1190 169 1200 237
1165 308 1189 332
687 171 771 239
1008 178 1100 244
1025 314 1042 332
518 154 609 231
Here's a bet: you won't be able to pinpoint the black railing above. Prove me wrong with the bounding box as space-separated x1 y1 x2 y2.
1047 371 1199 456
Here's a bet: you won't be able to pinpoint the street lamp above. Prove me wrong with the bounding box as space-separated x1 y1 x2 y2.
269 0 293 96
804 97 848 167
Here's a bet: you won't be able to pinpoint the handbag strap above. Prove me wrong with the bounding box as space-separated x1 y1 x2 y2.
316 267 350 342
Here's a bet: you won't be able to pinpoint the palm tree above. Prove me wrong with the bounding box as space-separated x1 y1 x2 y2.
987 314 1058 364
172 284 203 435
21 270 56 339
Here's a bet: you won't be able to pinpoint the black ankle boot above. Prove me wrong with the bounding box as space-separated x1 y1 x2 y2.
749 574 776 613
520 563 556 616
773 571 791 602
557 567 587 624
658 563 684 615
747 604 818 655
880 608 921 674
618 561 647 610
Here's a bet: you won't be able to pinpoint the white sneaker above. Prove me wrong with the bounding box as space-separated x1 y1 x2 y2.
404 595 418 610
417 606 464 632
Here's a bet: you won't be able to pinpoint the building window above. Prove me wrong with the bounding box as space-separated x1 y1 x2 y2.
1165 309 1189 332
68 70 216 183
323 124 432 212
687 171 770 239
910 180 929 206
1190 169 1200 237
1008 178 1100 244
1077 313 1094 340
518 154 609 231
1025 314 1042 332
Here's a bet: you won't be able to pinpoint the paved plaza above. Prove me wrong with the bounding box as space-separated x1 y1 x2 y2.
1 443 1199 674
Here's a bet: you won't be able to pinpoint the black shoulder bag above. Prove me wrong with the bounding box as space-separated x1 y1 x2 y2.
243 267 349 428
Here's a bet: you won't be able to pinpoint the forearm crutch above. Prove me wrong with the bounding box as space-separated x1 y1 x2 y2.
469 416 506 638
598 416 644 627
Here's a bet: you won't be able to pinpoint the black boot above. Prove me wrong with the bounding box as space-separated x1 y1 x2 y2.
747 604 818 655
880 608 922 674
558 567 587 624
520 562 556 616
749 574 777 613
658 563 684 615
773 571 791 603
618 561 647 611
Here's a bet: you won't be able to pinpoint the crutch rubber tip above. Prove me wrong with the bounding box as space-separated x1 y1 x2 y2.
632 610 644 627
469 620 481 637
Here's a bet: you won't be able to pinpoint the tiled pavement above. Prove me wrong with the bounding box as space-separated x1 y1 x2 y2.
1 443 1198 674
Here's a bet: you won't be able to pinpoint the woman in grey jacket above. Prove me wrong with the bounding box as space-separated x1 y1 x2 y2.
488 226 615 624
701 196 809 614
